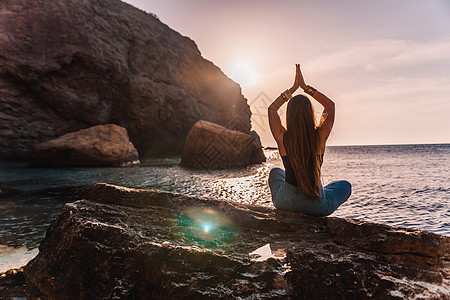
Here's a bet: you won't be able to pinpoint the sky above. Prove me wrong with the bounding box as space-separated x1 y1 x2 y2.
123 0 450 147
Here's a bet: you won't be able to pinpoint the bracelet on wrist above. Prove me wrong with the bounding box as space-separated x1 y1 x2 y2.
281 89 293 102
304 85 317 96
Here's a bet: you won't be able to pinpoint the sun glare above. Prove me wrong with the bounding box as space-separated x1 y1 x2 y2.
229 60 257 88
201 223 212 233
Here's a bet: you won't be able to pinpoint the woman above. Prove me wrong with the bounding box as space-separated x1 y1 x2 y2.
268 64 351 216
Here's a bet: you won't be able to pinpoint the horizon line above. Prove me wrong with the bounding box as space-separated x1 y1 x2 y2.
264 142 450 149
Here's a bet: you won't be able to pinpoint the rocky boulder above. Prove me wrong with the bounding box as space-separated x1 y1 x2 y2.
24 183 450 299
0 0 251 159
180 120 266 169
29 124 139 167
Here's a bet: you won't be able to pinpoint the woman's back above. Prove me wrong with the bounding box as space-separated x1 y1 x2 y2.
267 63 351 215
281 153 324 187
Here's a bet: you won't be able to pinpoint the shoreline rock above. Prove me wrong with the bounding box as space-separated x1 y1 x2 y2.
180 120 266 169
29 124 140 167
24 183 450 299
0 268 26 299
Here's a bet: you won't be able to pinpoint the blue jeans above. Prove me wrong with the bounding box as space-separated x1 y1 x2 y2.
268 167 351 216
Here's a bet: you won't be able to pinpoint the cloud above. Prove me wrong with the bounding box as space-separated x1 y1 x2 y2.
392 40 450 65
303 38 450 75
339 76 450 103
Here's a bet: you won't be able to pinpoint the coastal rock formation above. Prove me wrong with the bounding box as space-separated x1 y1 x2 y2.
24 183 450 299
29 124 139 167
0 0 251 159
180 120 266 169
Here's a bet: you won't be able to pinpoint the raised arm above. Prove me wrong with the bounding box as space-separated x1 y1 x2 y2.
296 65 335 146
268 64 301 155
311 90 335 142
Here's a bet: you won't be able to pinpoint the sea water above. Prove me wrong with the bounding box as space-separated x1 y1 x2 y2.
0 144 449 272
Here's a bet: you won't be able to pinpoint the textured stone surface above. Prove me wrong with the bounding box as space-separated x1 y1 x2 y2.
0 268 26 299
0 187 20 198
180 120 266 169
0 0 251 159
24 183 450 299
29 124 139 167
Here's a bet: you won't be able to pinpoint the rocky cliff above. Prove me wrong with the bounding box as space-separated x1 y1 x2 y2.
0 0 251 159
24 183 450 299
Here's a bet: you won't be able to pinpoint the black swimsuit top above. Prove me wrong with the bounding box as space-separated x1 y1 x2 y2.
281 154 324 187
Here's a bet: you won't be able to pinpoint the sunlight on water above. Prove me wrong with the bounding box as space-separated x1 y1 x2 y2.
0 144 449 271
210 164 274 206
321 145 450 237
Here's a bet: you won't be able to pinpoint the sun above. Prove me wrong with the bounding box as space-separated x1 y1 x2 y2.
229 60 257 88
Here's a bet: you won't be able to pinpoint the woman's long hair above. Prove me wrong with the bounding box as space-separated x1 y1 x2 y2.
283 95 322 198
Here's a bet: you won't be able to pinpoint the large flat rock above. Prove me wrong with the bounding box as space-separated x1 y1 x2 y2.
24 183 450 299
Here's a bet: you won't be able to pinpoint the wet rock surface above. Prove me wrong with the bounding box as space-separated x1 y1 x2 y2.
0 268 26 299
0 187 21 198
0 0 251 159
29 124 139 167
24 183 450 299
181 120 266 169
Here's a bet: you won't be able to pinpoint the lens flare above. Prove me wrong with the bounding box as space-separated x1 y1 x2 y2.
177 207 237 245
201 223 212 233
